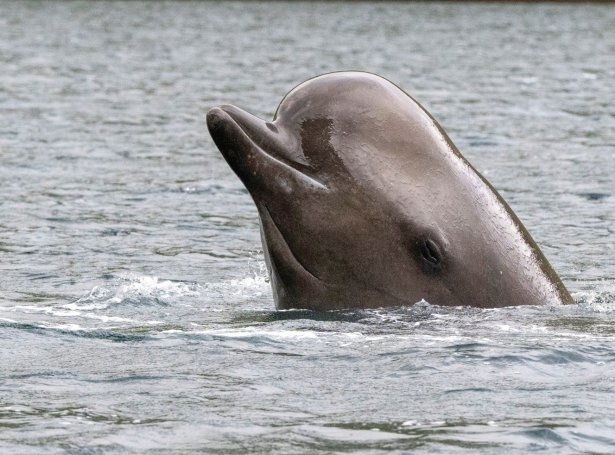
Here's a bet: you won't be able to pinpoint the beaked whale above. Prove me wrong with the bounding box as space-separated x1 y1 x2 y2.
207 72 574 310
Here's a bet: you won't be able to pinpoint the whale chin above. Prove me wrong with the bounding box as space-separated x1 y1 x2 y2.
258 203 322 284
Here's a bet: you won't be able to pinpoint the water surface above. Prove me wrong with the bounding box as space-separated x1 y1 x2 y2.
1 1 614 453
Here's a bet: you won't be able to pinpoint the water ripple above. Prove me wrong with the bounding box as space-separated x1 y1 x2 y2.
1 1 614 453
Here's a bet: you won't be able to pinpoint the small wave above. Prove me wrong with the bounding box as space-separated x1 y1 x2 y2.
68 274 202 310
67 272 270 311
2 273 272 336
574 285 615 312
0 319 151 342
299 424 412 443
3 305 163 325
201 275 269 299
159 327 336 341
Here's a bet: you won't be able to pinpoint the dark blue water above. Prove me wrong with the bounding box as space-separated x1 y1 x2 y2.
1 1 614 453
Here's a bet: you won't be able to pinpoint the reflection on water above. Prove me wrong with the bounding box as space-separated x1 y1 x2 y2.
1 1 614 453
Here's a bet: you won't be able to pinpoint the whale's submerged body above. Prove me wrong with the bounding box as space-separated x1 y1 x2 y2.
207 72 573 310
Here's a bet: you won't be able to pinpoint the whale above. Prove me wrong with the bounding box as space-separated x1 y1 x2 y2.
206 72 574 310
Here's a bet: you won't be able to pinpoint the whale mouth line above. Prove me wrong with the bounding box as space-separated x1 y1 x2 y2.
260 204 325 284
219 107 328 191
260 204 414 308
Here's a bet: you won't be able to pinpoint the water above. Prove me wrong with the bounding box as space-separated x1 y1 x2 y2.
1 1 614 453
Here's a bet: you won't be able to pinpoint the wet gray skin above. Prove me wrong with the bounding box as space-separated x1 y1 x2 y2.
207 72 574 310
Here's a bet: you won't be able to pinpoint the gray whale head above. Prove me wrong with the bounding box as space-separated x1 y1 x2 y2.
207 72 573 310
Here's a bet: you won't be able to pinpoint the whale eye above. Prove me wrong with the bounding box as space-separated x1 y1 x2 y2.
265 122 278 133
418 238 442 271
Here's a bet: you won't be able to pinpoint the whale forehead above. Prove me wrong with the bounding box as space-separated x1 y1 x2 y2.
275 72 411 123
274 73 453 191
275 73 443 176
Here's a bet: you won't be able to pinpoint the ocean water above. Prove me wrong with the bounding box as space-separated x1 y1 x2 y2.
1 1 614 453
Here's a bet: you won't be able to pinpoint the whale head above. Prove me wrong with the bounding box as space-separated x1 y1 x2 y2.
207 72 573 310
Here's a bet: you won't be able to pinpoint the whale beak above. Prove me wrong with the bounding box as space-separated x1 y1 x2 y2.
207 105 327 196
208 105 276 153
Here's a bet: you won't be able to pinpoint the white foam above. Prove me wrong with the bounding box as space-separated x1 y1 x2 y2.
4 273 271 331
67 273 270 311
66 275 200 310
201 275 269 298
574 287 615 312
160 328 323 341
156 327 393 345
3 301 166 329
